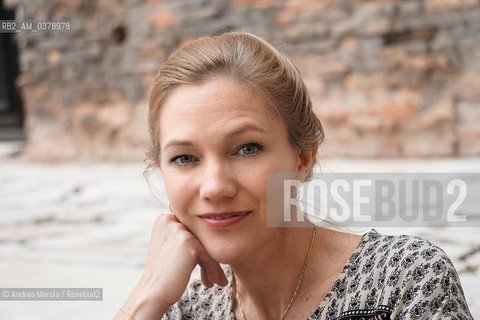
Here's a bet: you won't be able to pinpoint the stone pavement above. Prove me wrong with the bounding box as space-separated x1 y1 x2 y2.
0 142 478 319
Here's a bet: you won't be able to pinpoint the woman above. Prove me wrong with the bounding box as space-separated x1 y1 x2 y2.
114 32 473 319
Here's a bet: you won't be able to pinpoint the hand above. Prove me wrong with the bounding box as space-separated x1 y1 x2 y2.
118 214 228 320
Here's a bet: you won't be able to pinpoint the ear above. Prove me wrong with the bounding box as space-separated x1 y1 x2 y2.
296 148 317 179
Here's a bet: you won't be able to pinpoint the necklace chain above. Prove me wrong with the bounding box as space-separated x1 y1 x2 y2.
235 227 317 320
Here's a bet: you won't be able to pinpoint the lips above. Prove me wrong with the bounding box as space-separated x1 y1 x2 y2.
201 212 249 219
199 211 251 227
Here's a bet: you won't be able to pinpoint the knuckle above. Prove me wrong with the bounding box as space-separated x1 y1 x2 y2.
153 214 173 227
179 232 194 246
153 214 166 225
179 235 199 256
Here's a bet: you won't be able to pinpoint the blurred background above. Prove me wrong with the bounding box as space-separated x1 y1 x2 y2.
0 0 479 319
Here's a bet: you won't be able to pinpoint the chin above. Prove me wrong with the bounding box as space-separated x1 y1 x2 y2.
203 239 246 265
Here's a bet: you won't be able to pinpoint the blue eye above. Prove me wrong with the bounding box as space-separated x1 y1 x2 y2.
171 155 196 166
238 143 262 157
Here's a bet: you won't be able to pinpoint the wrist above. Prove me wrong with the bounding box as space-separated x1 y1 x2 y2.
122 279 170 320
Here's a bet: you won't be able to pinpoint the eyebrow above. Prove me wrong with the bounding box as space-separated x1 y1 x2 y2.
163 123 268 151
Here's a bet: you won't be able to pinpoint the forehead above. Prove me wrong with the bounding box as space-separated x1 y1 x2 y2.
158 77 281 140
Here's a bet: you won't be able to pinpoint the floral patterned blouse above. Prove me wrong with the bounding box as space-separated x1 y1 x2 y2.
162 229 474 319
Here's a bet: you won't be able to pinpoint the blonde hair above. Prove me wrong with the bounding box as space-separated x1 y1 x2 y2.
146 32 324 177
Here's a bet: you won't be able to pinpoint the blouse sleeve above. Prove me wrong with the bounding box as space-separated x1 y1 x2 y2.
390 245 474 320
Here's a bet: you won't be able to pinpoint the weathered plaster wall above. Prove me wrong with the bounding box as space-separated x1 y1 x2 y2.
5 0 480 160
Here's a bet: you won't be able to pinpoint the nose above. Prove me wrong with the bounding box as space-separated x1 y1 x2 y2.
199 159 237 200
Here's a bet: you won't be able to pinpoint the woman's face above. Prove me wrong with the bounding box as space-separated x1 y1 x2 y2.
158 76 313 264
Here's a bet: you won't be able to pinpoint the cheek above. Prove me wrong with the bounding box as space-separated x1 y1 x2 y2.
162 172 195 212
238 161 277 200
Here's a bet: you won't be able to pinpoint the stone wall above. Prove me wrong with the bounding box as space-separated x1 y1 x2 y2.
5 0 480 160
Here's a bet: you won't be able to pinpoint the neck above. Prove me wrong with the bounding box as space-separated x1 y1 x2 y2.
231 227 316 319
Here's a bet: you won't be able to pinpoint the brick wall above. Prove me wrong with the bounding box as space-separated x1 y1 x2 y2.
5 0 480 160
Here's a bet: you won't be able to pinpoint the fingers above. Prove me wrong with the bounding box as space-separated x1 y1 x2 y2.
155 213 229 287
195 245 228 287
210 261 228 286
200 266 213 288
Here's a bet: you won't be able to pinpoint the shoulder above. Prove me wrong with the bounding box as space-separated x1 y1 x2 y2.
369 230 455 284
162 266 234 320
352 229 453 272
370 231 446 273
344 230 442 283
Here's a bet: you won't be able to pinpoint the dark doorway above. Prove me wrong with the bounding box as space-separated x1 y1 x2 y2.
0 0 25 140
